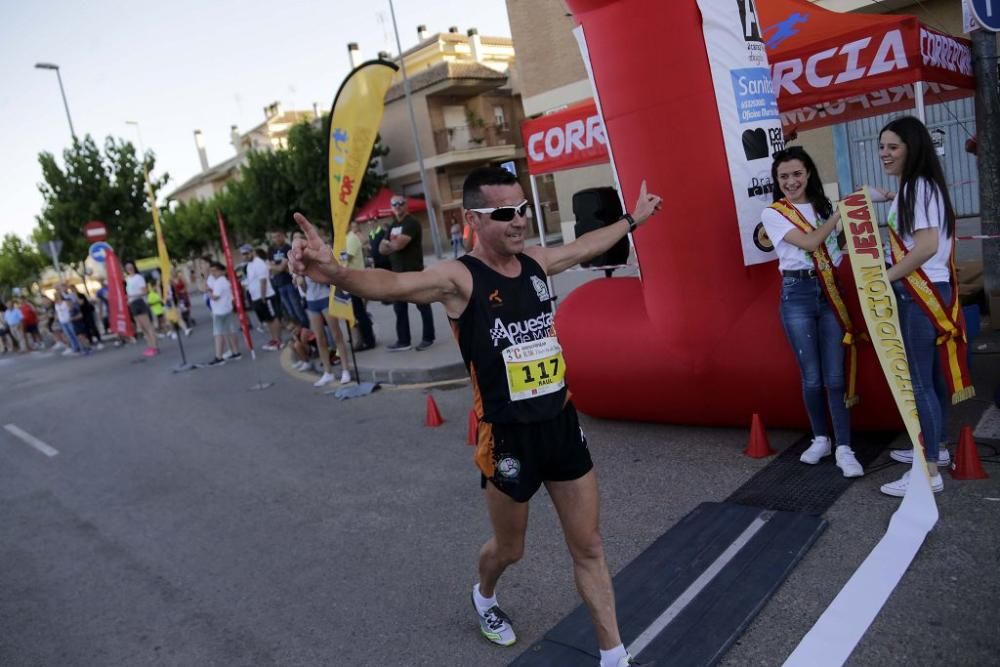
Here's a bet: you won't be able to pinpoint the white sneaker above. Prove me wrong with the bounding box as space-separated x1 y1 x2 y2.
340 370 352 384
835 446 864 478
292 360 309 371
472 593 516 647
313 372 336 387
62 349 76 356
51 342 65 351
889 447 951 467
96 343 105 351
880 470 944 497
222 350 234 360
800 436 832 464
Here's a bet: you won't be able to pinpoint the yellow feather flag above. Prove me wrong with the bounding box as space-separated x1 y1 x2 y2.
144 164 178 325
326 59 399 324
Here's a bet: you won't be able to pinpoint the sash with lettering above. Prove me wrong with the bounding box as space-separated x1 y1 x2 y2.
769 199 862 407
886 209 974 404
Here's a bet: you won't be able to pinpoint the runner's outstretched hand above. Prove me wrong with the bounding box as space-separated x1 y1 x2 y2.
631 180 663 228
290 212 345 286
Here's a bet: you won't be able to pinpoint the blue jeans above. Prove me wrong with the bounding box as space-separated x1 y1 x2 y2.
895 282 951 462
276 283 309 327
779 276 851 447
61 321 82 352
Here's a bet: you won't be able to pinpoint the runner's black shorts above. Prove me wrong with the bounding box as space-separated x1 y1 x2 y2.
475 401 593 503
252 295 280 323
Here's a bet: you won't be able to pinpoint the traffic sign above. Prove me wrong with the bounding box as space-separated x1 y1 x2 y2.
89 241 112 263
969 0 1000 31
39 239 63 261
83 220 108 242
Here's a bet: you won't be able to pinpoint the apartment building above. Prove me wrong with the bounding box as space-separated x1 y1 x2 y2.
166 102 317 205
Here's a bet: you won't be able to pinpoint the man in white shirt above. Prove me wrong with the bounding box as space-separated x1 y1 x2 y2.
205 262 242 366
240 245 283 350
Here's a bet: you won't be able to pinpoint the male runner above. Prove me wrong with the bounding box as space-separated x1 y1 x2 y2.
290 166 661 667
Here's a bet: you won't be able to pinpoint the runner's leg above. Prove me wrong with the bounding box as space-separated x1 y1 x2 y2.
546 470 621 651
478 482 530 597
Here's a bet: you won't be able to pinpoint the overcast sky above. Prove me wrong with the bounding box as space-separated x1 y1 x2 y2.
1 0 513 241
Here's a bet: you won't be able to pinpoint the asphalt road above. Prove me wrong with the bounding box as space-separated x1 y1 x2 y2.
1 303 998 667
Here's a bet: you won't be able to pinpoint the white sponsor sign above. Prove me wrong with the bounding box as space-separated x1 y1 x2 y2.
698 0 783 266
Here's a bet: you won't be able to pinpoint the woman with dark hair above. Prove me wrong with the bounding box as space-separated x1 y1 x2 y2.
760 146 863 478
871 116 972 497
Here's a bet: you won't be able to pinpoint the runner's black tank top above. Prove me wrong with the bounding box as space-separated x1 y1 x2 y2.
452 254 567 424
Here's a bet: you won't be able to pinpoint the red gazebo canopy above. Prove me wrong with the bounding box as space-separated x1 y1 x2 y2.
352 187 427 222
759 0 975 131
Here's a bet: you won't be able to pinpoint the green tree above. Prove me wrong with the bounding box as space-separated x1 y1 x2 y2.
162 197 218 260
0 234 46 298
34 135 168 267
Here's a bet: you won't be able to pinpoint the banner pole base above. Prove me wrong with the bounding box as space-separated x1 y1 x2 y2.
172 363 197 374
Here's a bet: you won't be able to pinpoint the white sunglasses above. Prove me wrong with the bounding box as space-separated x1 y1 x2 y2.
468 200 529 222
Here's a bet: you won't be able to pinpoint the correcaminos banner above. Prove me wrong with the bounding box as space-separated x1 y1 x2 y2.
698 0 784 266
520 101 609 176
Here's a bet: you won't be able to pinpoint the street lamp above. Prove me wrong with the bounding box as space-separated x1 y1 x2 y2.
34 62 77 141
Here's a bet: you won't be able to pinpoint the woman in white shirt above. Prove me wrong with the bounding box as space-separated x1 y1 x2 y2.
760 147 862 478
871 116 966 498
124 261 160 357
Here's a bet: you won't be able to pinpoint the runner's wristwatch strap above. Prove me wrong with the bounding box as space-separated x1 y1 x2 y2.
623 213 637 233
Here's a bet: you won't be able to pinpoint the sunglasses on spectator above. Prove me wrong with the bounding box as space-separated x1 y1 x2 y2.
390 200 406 207
468 200 529 222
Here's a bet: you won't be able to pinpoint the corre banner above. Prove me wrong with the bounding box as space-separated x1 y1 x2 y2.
698 0 783 266
104 246 134 338
520 101 609 175
327 59 398 324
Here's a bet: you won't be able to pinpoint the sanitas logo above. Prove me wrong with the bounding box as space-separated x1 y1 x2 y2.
490 313 555 347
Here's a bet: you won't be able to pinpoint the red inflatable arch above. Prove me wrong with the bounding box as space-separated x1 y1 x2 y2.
557 0 902 429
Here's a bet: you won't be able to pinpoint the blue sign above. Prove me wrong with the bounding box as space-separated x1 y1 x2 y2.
970 0 1000 31
730 67 780 124
89 241 112 263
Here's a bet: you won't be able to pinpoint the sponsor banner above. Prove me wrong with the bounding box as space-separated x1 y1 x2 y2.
780 81 970 132
326 59 398 325
217 210 254 354
104 246 134 338
520 101 609 175
758 0 975 132
698 0 782 266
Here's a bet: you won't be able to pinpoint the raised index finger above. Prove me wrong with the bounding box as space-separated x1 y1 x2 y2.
639 180 648 200
293 212 321 243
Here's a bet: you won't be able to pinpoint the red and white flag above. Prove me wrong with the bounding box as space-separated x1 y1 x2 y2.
104 246 134 338
217 210 254 355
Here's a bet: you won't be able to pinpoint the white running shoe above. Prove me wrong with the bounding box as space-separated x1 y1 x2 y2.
292 360 309 371
222 350 234 360
96 343 105 351
835 446 864 478
340 370 352 384
313 372 336 387
800 436 832 464
472 593 516 647
889 447 951 467
880 470 944 497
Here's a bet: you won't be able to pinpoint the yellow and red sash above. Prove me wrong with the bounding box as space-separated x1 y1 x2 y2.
886 226 974 404
770 199 862 407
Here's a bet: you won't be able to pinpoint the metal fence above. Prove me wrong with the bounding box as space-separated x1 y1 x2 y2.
845 96 979 220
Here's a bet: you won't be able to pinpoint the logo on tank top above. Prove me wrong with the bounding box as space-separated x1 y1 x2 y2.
489 313 555 347
489 289 503 307
530 276 550 302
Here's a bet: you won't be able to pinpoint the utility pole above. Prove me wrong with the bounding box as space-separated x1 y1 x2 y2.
972 30 1000 301
387 0 445 258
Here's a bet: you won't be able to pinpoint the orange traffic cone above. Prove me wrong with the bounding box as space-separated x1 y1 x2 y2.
425 395 444 427
466 409 479 446
950 425 988 480
744 413 776 458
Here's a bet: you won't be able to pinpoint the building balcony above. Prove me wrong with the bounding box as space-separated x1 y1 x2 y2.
432 124 516 154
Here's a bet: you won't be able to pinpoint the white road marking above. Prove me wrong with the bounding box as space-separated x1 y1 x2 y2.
3 424 59 457
627 511 772 657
